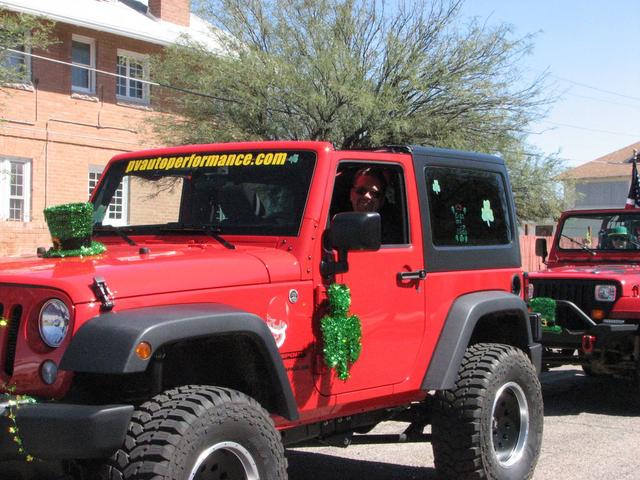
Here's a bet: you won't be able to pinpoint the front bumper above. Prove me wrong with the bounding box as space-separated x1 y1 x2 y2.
0 397 133 461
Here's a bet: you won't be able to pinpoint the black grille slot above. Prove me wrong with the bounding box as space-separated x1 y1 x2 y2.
4 305 22 376
531 279 620 329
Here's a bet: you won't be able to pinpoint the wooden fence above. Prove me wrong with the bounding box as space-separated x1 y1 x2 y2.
520 235 553 272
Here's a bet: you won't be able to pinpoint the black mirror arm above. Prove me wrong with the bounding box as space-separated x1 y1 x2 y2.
320 248 349 277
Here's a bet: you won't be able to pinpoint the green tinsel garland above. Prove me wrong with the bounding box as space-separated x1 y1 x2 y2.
530 297 562 334
3 393 37 462
0 319 37 461
320 283 362 380
42 202 105 258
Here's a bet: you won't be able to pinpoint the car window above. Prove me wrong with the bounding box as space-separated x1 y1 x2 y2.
425 166 511 246
330 162 409 245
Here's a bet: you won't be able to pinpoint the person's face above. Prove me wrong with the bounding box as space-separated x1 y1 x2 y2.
611 236 628 249
350 174 384 213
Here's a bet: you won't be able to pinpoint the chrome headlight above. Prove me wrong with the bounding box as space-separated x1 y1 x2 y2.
595 285 617 302
39 299 70 347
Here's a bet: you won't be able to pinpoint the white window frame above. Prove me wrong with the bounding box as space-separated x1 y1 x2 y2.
71 34 96 94
0 157 31 222
88 166 128 226
116 49 150 105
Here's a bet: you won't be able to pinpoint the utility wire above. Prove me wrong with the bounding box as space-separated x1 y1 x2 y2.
562 91 640 110
7 48 637 162
539 119 640 138
2 47 295 115
551 74 640 102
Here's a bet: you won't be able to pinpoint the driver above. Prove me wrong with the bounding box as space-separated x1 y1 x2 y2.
607 226 630 250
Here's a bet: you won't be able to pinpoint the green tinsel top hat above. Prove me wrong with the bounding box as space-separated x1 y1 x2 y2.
607 226 628 238
43 202 106 258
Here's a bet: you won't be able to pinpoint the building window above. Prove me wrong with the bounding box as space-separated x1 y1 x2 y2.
0 157 31 222
71 35 95 93
0 27 31 83
2 41 31 83
89 167 128 226
116 50 149 104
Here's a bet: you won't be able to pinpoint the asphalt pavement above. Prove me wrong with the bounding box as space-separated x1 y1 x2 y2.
287 366 640 480
4 365 640 479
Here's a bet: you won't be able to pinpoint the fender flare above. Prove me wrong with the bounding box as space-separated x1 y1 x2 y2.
60 303 298 420
422 291 538 390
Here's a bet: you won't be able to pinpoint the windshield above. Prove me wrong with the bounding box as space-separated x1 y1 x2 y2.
559 212 640 252
91 150 316 236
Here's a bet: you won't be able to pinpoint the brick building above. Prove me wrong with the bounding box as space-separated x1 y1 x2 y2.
0 0 219 255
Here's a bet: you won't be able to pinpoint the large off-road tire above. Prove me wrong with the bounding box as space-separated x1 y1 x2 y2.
431 343 543 480
104 385 287 480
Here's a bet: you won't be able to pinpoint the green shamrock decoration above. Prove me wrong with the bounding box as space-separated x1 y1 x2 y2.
321 283 362 380
481 199 494 226
432 179 441 194
529 297 562 334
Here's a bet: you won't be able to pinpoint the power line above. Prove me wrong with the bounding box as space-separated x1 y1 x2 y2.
551 74 640 102
562 91 640 110
2 47 294 115
539 119 640 138
6 47 639 155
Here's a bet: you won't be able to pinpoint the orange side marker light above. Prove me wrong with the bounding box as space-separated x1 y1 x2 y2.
135 341 152 360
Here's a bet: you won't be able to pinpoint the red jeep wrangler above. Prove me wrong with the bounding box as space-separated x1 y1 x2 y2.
0 141 542 480
530 208 640 380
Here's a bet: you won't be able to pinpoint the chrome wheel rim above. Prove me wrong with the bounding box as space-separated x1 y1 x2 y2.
490 381 530 467
188 441 260 480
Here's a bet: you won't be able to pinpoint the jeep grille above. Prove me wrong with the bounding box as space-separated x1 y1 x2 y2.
531 279 620 328
4 304 22 376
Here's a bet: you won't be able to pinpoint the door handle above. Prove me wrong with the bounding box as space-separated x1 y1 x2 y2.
397 269 426 281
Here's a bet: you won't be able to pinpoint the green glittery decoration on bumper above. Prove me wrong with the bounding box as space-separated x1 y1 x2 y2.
530 297 561 334
321 283 362 381
42 202 106 258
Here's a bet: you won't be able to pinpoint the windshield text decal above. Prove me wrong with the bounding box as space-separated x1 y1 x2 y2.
125 152 288 173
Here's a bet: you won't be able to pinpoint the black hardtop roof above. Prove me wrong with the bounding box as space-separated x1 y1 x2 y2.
410 145 505 165
345 144 505 165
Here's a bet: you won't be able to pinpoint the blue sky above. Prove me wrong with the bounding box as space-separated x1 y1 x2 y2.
459 0 640 167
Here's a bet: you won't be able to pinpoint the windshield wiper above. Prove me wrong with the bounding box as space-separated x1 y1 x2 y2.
94 224 137 246
159 224 235 250
561 234 596 256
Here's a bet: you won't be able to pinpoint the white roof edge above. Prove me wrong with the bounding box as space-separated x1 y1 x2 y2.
3 3 173 46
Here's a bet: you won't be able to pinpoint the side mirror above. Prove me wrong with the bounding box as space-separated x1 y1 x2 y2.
330 212 381 252
321 212 381 276
535 237 548 261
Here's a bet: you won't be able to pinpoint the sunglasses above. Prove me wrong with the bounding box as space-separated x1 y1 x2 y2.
353 186 383 199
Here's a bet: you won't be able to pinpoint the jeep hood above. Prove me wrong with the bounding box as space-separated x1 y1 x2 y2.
532 264 640 277
0 243 301 304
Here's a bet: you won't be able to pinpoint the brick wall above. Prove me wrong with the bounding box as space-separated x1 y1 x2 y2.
128 176 182 225
148 0 191 27
0 23 168 256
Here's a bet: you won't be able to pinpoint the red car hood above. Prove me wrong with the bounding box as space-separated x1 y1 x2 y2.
0 243 301 304
532 264 640 277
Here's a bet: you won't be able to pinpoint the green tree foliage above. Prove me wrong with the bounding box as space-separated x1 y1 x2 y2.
501 142 569 222
150 0 565 221
0 9 56 85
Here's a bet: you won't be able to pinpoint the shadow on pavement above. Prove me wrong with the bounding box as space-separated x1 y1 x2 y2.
286 450 436 480
542 367 640 417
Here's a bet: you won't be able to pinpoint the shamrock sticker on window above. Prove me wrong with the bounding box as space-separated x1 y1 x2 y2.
451 204 468 244
432 179 441 194
481 200 494 227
